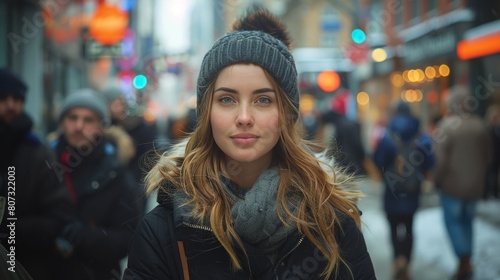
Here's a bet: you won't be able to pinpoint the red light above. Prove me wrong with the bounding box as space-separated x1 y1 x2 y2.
427 90 438 104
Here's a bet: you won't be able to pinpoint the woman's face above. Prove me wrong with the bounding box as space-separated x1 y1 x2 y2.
210 64 280 167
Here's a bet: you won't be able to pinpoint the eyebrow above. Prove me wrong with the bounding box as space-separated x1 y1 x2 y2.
214 87 275 94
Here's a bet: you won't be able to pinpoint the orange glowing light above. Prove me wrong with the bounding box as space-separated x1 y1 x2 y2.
317 71 341 93
89 4 128 45
457 32 500 60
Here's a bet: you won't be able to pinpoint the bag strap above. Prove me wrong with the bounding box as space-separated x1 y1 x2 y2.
177 241 190 280
388 132 420 155
166 207 190 280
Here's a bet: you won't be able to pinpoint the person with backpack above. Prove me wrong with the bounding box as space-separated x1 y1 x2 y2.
373 101 435 280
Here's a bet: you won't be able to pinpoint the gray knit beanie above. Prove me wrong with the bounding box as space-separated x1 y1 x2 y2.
59 88 109 124
196 15 299 119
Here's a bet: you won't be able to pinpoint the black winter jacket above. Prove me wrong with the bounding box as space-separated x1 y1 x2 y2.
0 114 73 280
52 136 144 280
125 194 376 279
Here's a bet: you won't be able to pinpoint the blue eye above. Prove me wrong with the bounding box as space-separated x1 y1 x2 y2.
219 96 233 104
256 96 271 104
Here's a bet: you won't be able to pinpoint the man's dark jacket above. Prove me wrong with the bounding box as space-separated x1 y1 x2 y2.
0 113 73 280
51 136 144 280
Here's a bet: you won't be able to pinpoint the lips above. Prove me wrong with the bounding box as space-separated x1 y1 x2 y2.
230 133 259 145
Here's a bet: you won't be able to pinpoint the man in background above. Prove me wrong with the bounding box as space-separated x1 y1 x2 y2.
50 88 143 279
321 89 367 176
104 87 160 204
434 85 492 280
0 68 73 279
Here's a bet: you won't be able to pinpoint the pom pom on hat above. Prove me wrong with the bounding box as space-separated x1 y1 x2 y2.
232 8 292 49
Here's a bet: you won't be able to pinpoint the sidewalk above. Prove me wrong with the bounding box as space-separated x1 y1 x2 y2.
359 180 500 280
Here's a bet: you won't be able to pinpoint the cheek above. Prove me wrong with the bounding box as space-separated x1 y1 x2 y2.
210 113 222 145
15 103 23 112
83 124 103 138
210 111 227 133
60 121 70 133
261 113 280 138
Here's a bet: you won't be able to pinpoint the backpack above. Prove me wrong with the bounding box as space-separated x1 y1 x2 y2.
383 133 425 195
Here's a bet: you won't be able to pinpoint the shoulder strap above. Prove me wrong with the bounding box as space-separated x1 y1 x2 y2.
389 132 420 152
165 206 190 280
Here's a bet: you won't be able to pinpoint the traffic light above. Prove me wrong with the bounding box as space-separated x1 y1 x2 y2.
133 74 147 89
351 29 366 44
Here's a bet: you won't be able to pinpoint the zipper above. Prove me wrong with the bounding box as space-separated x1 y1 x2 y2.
184 221 305 279
274 236 305 275
183 221 213 232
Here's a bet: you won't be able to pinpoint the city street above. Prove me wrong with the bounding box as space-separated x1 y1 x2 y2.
359 179 500 280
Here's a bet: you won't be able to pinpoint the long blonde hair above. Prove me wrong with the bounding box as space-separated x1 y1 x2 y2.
145 65 362 279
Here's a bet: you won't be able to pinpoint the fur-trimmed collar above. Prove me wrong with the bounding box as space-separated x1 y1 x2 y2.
157 137 361 205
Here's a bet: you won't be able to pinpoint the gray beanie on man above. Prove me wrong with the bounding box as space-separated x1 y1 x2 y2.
59 88 109 124
196 30 299 118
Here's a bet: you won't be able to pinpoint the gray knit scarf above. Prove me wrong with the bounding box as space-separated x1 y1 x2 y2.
229 168 297 255
173 168 297 256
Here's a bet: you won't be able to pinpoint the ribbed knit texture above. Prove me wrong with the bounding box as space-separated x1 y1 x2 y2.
230 168 296 255
172 168 297 256
197 30 299 118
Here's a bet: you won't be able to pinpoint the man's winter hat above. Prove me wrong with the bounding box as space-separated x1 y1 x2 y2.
0 68 28 100
59 88 109 124
103 86 125 105
196 9 299 118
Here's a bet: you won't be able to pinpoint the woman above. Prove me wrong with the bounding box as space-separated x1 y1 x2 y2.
125 9 376 280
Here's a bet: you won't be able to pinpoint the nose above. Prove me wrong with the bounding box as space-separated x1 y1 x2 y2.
74 117 85 131
235 103 254 127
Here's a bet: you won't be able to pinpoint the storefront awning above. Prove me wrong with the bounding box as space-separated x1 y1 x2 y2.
457 20 500 60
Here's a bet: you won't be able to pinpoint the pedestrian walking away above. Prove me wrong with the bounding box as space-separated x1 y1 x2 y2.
373 101 435 280
433 85 493 280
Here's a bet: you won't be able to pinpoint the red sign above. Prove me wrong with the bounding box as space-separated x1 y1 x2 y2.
89 4 128 45
345 43 370 64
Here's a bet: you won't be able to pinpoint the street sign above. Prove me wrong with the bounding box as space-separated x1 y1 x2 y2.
85 39 121 59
